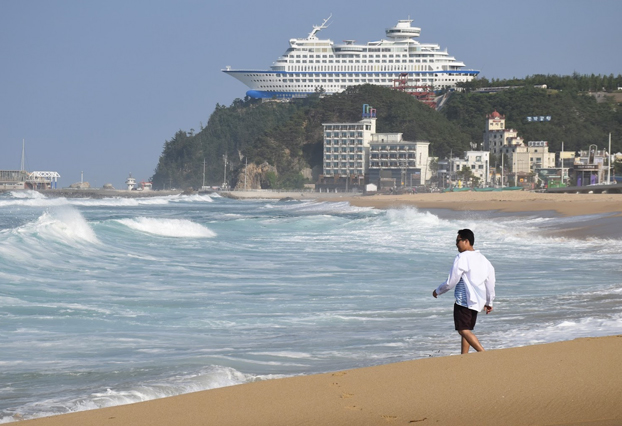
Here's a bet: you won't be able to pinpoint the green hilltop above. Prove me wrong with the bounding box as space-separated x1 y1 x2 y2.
151 75 622 190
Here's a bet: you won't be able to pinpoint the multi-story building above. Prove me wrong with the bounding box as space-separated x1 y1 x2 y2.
482 112 555 183
483 111 524 156
320 105 430 191
508 141 556 175
0 170 28 190
573 145 610 186
368 134 430 187
449 151 490 187
322 106 377 184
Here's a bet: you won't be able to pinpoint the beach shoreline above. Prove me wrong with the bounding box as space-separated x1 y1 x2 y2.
224 190 622 239
222 190 622 217
19 335 622 426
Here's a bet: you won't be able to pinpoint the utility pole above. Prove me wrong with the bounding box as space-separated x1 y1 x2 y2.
222 153 228 189
607 133 612 185
244 156 248 190
561 141 565 186
501 153 504 187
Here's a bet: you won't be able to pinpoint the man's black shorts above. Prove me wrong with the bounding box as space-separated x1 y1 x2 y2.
454 303 478 330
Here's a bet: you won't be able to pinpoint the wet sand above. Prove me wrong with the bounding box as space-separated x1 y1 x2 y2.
19 335 622 426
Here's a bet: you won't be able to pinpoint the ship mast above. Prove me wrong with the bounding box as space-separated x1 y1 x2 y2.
21 139 25 172
308 14 332 39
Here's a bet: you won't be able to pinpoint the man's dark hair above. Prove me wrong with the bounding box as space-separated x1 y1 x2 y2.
458 229 474 246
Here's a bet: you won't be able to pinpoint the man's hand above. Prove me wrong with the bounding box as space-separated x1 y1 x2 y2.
484 305 493 314
432 290 438 298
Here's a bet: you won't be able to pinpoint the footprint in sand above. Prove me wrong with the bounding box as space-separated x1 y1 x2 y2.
381 414 398 421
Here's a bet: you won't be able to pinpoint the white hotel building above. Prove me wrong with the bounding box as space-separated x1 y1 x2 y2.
322 107 377 182
321 106 431 189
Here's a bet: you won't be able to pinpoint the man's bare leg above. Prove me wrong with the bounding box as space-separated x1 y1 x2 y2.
458 330 484 354
461 336 470 354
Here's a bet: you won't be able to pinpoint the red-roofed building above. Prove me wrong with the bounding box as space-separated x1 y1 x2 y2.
483 111 524 156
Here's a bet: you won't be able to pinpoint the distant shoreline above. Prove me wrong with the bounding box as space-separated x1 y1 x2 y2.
30 189 185 199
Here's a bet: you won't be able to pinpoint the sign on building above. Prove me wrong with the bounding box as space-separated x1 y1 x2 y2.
526 116 552 122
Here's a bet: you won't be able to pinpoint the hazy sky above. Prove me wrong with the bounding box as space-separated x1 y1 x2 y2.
1 0 620 188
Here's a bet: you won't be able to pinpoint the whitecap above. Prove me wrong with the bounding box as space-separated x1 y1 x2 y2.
116 217 215 238
12 206 99 245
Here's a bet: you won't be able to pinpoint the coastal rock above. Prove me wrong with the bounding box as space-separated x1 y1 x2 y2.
233 162 278 190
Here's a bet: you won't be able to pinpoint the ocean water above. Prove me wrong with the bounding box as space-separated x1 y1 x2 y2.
1 190 621 422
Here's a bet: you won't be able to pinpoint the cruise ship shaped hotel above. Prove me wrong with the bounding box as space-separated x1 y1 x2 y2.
223 16 479 99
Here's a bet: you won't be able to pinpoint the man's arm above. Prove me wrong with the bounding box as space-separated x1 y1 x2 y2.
484 262 496 313
433 255 463 297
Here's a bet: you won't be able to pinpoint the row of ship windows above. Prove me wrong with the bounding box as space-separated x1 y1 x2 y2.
284 65 435 72
247 72 465 78
256 78 435 86
284 59 436 64
254 79 445 90
286 73 429 78
275 76 460 84
280 77 460 82
285 52 436 58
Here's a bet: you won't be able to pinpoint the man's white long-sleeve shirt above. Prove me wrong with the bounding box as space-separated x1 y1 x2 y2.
435 250 496 312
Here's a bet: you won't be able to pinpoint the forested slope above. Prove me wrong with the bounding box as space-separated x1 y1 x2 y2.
152 75 622 190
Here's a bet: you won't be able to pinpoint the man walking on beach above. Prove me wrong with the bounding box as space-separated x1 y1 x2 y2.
432 229 495 354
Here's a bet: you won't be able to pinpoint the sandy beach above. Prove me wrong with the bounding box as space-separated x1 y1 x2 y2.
19 335 622 426
225 190 622 217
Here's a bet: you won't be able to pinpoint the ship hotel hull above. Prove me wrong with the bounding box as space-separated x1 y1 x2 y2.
223 17 479 100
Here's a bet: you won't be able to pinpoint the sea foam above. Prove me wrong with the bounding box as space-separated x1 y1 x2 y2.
13 206 99 245
116 217 216 238
0 366 275 423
